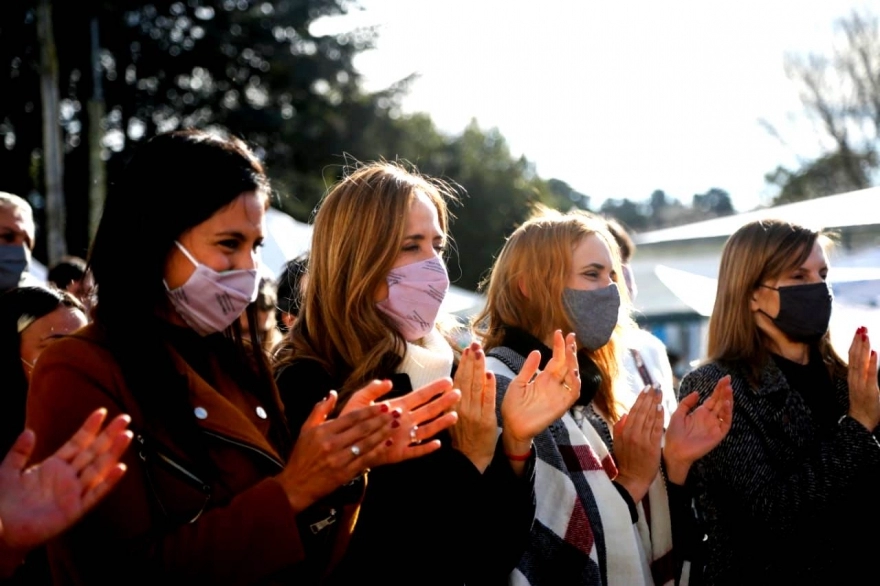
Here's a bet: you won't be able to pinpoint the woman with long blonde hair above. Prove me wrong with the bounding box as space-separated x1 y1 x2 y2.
680 219 880 584
275 162 579 585
478 207 732 585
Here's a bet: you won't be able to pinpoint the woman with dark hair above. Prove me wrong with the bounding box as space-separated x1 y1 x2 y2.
0 286 87 455
25 131 459 585
680 219 880 584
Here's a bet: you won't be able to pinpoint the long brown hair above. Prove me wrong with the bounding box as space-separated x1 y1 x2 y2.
276 161 457 406
708 219 845 383
475 206 633 422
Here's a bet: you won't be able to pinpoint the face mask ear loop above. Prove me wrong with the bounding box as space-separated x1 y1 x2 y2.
164 241 200 291
174 241 200 267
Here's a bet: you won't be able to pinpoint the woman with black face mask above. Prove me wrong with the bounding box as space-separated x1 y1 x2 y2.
476 207 733 586
679 219 880 585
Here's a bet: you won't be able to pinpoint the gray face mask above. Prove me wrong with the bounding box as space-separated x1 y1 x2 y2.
563 284 621 351
0 244 29 291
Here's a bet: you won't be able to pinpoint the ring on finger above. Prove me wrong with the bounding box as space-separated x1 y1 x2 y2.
562 381 573 392
410 426 420 445
350 445 361 457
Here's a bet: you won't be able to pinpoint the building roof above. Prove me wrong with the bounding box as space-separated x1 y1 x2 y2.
634 186 880 245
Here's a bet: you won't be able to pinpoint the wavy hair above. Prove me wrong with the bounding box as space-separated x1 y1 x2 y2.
276 161 458 406
475 206 633 422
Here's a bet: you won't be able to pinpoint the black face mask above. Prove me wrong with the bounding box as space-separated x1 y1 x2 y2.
759 281 833 342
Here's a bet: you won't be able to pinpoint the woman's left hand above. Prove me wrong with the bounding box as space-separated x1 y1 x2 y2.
663 375 733 485
449 342 498 473
500 330 581 456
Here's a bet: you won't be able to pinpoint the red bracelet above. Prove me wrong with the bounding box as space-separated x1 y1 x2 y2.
505 447 533 461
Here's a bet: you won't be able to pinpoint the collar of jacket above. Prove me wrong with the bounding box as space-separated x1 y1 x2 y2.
166 342 284 467
735 353 849 410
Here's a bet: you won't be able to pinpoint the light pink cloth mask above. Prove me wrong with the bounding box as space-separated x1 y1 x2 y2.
165 241 258 336
376 256 450 341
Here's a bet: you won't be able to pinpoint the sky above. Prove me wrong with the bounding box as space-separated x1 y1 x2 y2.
311 0 874 212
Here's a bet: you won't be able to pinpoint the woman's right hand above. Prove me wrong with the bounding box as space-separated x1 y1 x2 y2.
279 392 396 513
612 387 664 503
449 342 498 473
847 326 880 431
500 330 580 453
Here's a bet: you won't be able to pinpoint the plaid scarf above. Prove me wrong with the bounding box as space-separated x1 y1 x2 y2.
488 341 658 586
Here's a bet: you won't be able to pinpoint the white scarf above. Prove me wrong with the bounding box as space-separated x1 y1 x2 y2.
396 328 454 389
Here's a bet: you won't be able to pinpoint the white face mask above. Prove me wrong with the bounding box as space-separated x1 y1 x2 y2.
164 241 259 336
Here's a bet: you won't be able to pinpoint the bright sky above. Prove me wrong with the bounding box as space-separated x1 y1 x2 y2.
313 0 873 212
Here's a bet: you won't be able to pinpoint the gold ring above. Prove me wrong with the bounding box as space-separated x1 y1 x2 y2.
562 382 572 392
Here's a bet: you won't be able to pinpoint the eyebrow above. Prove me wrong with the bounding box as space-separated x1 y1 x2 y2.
403 233 444 242
579 262 606 271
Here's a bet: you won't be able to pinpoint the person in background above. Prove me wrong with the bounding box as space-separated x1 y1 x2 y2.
0 192 39 293
679 219 880 584
603 217 679 417
47 256 95 313
275 253 308 332
0 286 89 456
240 276 283 357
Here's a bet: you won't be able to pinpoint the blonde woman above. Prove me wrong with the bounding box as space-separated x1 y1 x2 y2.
477 207 732 586
680 219 880 584
274 162 579 585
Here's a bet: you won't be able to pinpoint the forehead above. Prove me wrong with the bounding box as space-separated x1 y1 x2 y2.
404 191 442 234
571 233 612 265
193 192 265 234
0 206 32 231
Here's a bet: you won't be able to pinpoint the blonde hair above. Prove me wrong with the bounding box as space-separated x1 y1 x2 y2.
708 219 845 383
475 205 634 422
277 161 457 405
0 192 35 247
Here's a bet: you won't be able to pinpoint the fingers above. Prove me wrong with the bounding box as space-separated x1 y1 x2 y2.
70 413 132 473
453 344 478 411
328 403 393 448
402 377 454 411
78 428 134 490
0 429 36 473
81 463 128 512
411 389 462 426
349 380 394 409
515 350 542 389
398 439 443 461
411 412 458 441
301 391 339 431
482 371 497 417
54 408 109 463
613 413 628 439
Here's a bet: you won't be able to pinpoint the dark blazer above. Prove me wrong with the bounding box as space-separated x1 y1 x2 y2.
680 356 880 585
276 357 536 586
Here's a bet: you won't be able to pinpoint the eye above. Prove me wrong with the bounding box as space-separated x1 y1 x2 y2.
253 239 265 252
219 239 239 250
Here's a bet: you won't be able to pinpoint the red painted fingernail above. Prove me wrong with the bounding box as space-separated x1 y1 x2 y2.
475 351 483 361
470 342 479 351
391 420 401 428
485 372 491 380
380 403 389 413
385 439 393 447
862 333 867 341
872 350 876 358
392 409 401 419
573 370 579 377
463 348 469 357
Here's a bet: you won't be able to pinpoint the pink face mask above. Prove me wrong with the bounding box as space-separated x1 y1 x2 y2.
376 257 450 342
165 241 259 336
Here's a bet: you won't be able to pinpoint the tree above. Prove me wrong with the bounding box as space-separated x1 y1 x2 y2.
692 187 734 217
764 9 880 202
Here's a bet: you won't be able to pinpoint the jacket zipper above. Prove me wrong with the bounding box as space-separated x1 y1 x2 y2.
201 430 284 471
